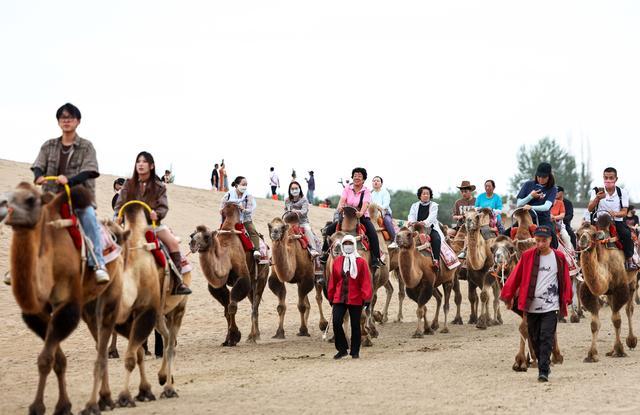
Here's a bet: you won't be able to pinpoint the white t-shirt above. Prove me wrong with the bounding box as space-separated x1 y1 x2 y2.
528 252 560 313
589 187 629 222
269 172 280 187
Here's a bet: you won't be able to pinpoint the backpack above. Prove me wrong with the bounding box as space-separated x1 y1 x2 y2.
590 186 623 225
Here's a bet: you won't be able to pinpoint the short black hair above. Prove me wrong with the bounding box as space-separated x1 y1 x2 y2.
231 176 246 187
373 176 383 184
604 167 618 176
113 178 125 190
56 103 81 120
557 185 565 192
485 179 495 188
351 167 367 181
270 167 274 171
417 186 432 199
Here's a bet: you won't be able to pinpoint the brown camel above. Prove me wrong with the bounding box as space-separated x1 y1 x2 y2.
2 183 128 415
395 224 456 337
576 219 638 362
267 213 324 338
364 205 392 337
511 207 537 254
189 202 269 346
464 208 502 329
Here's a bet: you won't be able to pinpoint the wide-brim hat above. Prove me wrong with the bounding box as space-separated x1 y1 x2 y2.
456 180 476 191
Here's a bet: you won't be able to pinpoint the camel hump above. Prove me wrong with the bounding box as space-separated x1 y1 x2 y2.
69 185 94 209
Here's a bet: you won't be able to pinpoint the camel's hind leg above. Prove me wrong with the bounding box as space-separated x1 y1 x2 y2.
378 279 394 324
476 282 491 330
268 274 287 339
108 333 119 358
23 305 79 415
606 284 631 358
226 276 250 346
117 308 156 407
440 282 452 333
361 306 374 347
158 300 187 399
430 288 442 331
207 284 234 346
491 282 503 325
580 284 601 362
296 277 314 337
396 273 405 322
367 292 380 338
315 283 329 331
513 317 529 372
551 332 564 364
247 269 267 343
626 277 638 349
468 281 479 325
451 276 463 325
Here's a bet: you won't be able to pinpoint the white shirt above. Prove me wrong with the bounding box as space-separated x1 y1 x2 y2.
269 172 280 187
221 190 256 223
408 201 444 240
589 187 629 222
528 251 560 313
371 188 392 215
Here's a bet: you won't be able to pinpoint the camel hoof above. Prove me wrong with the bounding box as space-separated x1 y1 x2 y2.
430 322 439 331
362 337 373 347
319 320 328 332
160 387 179 399
158 373 167 386
369 328 379 338
412 331 424 339
135 387 156 403
570 314 580 323
583 355 599 363
395 317 403 323
373 311 384 323
272 329 285 339
558 317 567 324
53 402 73 415
108 349 119 359
144 349 152 356
116 392 136 408
382 314 389 324
552 354 564 365
80 403 100 415
606 349 627 358
476 322 487 330
297 327 310 337
626 335 638 349
440 327 450 334
468 316 478 325
451 317 463 325
246 336 257 344
98 394 115 411
424 327 435 335
28 402 46 415
512 358 528 372
489 319 501 326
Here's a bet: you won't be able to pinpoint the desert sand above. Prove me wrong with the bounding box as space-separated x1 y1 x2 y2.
1 159 639 415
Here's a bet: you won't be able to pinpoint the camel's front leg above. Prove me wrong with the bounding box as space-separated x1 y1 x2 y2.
440 282 452 333
396 273 405 322
476 283 490 330
315 283 329 331
551 331 564 364
159 301 187 399
268 274 287 339
430 288 442 331
412 305 425 338
491 282 503 325
296 278 314 337
226 276 250 346
247 271 267 343
380 279 394 324
108 333 119 358
513 317 529 372
468 281 479 325
451 276 463 325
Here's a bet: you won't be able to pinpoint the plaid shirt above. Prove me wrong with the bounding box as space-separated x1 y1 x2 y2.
31 135 99 199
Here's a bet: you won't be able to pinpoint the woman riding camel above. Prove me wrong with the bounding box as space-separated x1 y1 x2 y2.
115 151 192 295
221 176 262 260
284 181 320 257
371 175 396 241
321 167 383 269
407 185 443 271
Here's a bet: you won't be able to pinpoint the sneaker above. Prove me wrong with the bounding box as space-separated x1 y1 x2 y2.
537 373 549 382
333 351 348 360
388 242 398 249
3 272 11 286
625 260 638 271
253 250 262 260
173 283 192 296
351 354 360 359
95 268 110 284
309 248 320 258
457 250 467 259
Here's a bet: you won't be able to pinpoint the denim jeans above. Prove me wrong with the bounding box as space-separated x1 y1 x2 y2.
307 190 314 205
383 212 396 239
77 206 105 269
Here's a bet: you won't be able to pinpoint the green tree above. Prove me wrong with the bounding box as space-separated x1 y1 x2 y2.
389 190 415 221
509 137 579 200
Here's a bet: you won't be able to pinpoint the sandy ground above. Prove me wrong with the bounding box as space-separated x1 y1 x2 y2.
1 158 639 415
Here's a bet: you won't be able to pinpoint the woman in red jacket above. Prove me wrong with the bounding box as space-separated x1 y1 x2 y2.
500 226 572 382
327 235 373 359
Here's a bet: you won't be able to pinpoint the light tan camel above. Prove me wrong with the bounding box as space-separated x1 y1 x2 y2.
577 220 638 362
189 202 269 346
267 213 323 338
464 208 502 329
1 183 127 415
511 207 537 254
364 205 392 337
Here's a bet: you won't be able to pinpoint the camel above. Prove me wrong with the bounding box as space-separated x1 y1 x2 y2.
267 212 325 338
395 224 456 338
189 202 269 346
364 204 392 336
1 182 128 415
576 219 638 362
511 207 537 254
464 208 502 329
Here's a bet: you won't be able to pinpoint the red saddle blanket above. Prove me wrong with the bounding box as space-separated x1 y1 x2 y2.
234 223 255 252
290 225 309 250
602 224 624 250
61 202 82 250
145 230 167 268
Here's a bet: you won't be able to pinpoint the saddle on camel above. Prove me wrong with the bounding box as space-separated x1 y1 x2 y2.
220 201 270 264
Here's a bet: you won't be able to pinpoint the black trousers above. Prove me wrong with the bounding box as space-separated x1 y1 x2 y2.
429 228 441 262
566 226 577 249
614 221 634 259
270 185 277 196
322 216 381 260
527 311 557 376
332 303 363 356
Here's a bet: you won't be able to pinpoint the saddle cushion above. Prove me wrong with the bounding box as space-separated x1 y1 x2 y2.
60 202 82 250
234 223 256 251
145 230 167 268
377 216 391 241
291 225 309 250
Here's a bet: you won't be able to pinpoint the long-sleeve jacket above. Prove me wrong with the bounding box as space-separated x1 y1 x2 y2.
114 178 169 223
285 196 310 224
328 256 373 306
371 188 392 215
408 201 444 240
221 190 256 223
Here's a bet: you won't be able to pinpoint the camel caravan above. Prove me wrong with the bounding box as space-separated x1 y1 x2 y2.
0 104 638 411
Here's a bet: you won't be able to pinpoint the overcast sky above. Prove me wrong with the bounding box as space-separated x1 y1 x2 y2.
1 1 638 200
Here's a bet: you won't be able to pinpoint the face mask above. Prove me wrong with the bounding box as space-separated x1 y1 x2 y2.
342 244 355 255
237 185 247 193
291 189 300 196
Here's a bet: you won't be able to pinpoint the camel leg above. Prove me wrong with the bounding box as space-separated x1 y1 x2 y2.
551 332 564 364
108 333 119 358
423 304 434 335
268 274 287 339
626 287 638 349
476 283 490 330
451 276 463 325
315 283 329 331
227 276 250 346
513 317 529 372
468 282 478 325
361 306 373 347
296 277 314 337
440 282 452 333
412 305 425 338
367 292 380 338
491 282 503 325
247 271 267 343
430 288 442 331
396 272 405 322
23 302 80 415
135 346 155 402
606 287 629 358
207 284 233 346
117 308 156 407
159 300 187 399
580 284 601 362
379 280 394 324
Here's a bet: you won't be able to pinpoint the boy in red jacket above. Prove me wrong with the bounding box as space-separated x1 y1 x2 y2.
327 235 373 359
500 226 572 382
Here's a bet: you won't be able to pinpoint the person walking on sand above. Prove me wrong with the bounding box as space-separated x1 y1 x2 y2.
269 167 280 199
211 163 219 191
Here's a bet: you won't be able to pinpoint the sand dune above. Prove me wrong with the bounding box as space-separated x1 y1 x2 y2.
1 159 639 415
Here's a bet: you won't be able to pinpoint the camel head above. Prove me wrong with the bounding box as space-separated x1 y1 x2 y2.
577 222 598 251
491 235 516 267
268 217 288 242
102 218 131 246
3 182 46 228
189 225 214 253
0 192 9 223
368 203 383 220
221 202 241 224
464 209 480 231
329 231 347 257
512 207 534 226
395 226 417 250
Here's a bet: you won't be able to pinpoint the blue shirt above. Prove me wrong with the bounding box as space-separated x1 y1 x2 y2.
516 180 557 223
475 193 503 222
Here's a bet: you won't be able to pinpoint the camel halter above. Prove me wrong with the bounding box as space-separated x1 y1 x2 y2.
117 200 157 229
42 176 73 210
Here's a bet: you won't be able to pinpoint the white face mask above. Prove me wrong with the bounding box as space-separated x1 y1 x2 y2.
237 185 247 193
291 189 300 196
342 244 355 255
